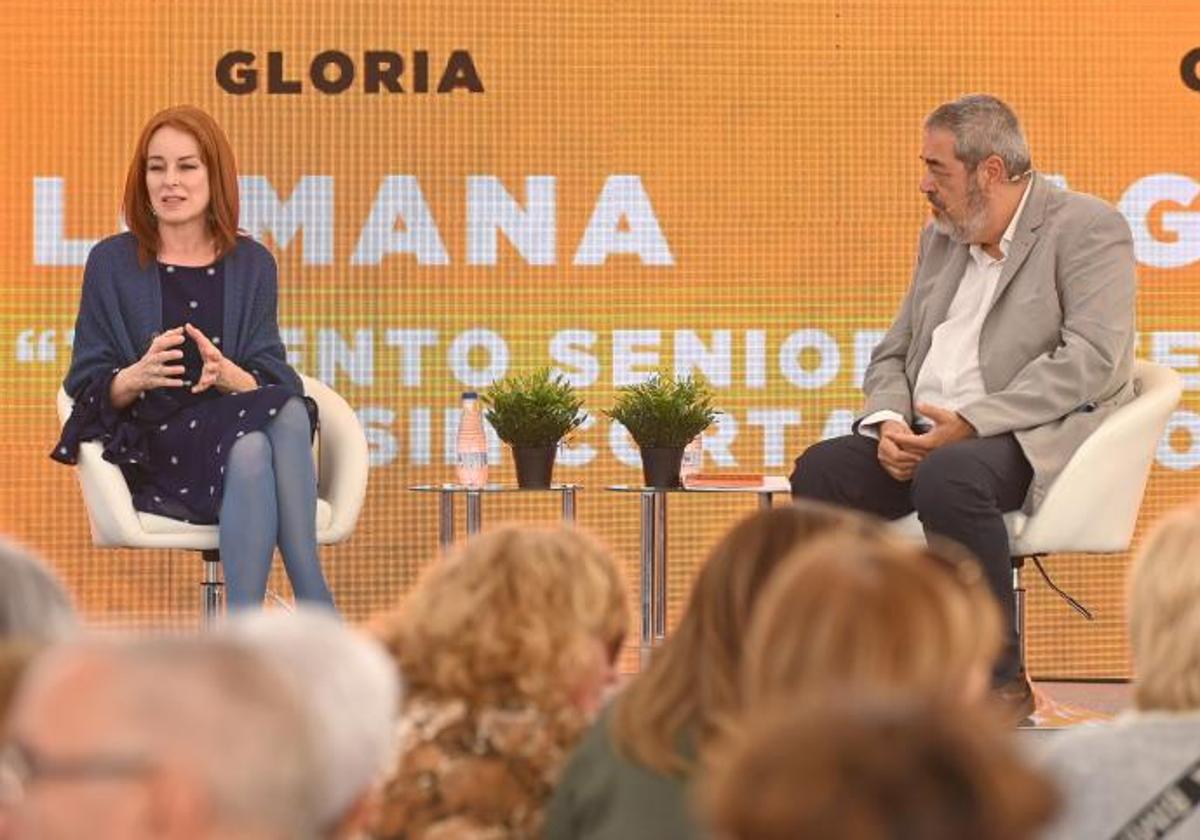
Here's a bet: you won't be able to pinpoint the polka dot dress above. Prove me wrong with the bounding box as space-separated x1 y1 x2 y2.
119 260 309 524
52 260 314 525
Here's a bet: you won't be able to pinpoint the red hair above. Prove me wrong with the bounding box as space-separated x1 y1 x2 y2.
122 105 240 265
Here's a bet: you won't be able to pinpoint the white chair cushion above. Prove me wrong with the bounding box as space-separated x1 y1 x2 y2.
890 510 1028 545
138 499 333 535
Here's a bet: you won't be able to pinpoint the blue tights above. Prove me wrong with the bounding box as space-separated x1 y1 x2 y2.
218 396 335 610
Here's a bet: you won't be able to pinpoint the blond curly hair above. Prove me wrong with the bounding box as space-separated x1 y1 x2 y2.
379 524 627 713
1130 504 1200 711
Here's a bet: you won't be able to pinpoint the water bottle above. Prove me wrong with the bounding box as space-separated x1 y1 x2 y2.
680 434 703 485
455 391 489 488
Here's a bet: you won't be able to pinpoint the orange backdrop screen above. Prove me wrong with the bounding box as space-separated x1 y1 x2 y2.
4 0 1200 676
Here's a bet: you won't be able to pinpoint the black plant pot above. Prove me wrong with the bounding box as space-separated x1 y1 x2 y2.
512 444 557 489
640 446 685 488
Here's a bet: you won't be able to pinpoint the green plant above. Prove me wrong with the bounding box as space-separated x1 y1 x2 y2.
483 369 585 448
606 373 718 449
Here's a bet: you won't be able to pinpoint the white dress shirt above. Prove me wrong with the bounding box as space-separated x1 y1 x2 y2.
860 181 1032 436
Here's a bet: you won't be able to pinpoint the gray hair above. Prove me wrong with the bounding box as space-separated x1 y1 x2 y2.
20 636 323 839
0 537 78 643
223 608 402 833
925 94 1031 179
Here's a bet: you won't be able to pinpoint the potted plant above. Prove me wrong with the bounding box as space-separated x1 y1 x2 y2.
483 369 585 489
606 373 718 488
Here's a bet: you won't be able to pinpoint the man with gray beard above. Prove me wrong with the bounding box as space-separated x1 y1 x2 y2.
791 94 1136 722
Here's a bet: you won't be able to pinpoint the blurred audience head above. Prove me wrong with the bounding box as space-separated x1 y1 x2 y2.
0 537 77 645
0 538 79 736
703 699 1058 840
1 635 319 840
0 643 38 733
742 533 1001 710
224 607 401 838
611 502 875 775
1129 505 1200 711
380 523 627 718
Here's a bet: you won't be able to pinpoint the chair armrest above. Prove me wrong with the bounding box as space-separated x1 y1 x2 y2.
58 387 147 546
301 375 370 544
77 440 152 546
1015 361 1182 554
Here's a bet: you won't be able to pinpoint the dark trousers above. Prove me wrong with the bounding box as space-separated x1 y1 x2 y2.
790 432 1033 685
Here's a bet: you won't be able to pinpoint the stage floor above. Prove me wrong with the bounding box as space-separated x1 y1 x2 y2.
1026 680 1133 731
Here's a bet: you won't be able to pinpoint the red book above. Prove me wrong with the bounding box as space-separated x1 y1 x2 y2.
684 473 765 488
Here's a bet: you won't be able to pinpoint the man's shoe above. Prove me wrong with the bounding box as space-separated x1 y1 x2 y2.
994 675 1036 725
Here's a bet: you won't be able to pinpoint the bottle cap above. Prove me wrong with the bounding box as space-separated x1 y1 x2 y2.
462 391 479 399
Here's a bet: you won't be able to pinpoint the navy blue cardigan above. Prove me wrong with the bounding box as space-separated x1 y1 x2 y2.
63 232 301 398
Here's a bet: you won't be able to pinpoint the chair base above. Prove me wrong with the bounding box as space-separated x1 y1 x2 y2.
1012 553 1095 679
201 549 223 628
1013 559 1026 674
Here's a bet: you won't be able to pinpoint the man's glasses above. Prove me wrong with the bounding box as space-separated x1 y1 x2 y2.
0 739 153 804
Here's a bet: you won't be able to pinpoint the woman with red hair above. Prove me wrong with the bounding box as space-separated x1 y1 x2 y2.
52 105 333 610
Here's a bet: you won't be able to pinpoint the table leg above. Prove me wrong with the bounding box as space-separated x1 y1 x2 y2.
653 490 669 645
561 486 576 523
465 490 482 535
639 491 655 669
438 490 455 548
758 491 774 510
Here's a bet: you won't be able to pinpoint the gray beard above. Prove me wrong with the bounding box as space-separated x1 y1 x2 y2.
932 212 972 243
931 185 988 244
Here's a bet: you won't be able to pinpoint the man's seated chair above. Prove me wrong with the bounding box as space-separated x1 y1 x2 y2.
890 359 1182 670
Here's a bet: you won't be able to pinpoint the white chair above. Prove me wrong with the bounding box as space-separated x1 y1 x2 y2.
57 375 370 624
891 359 1183 669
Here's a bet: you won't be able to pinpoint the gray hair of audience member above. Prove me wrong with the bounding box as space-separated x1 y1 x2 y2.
15 635 321 838
925 93 1032 179
1129 505 1200 711
223 608 402 832
0 536 77 643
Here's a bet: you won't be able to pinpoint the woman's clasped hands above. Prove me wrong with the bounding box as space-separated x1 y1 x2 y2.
185 322 226 394
114 324 254 405
130 326 187 391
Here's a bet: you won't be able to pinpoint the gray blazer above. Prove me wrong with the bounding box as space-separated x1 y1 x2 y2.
860 175 1137 511
64 232 301 399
